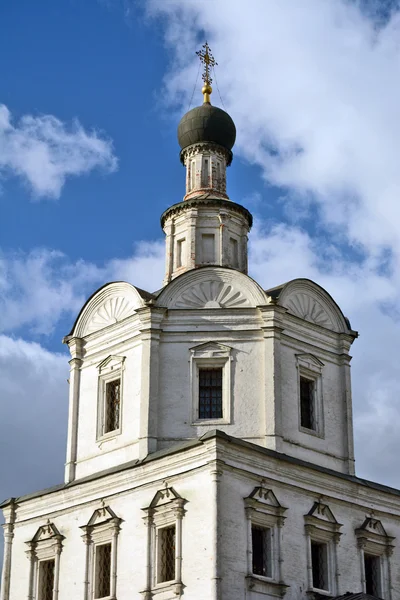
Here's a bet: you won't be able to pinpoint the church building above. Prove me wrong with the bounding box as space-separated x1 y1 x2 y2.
2 44 400 600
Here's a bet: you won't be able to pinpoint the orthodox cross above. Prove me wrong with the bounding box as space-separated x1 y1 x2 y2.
196 42 217 87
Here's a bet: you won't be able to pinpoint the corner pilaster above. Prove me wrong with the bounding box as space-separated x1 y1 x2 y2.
260 305 286 452
64 337 83 483
137 306 166 458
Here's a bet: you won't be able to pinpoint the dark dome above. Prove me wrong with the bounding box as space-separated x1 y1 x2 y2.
177 103 236 152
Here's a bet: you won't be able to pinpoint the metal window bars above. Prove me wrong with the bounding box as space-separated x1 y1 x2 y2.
199 368 223 419
94 543 111 599
105 379 121 433
38 559 55 600
159 526 176 583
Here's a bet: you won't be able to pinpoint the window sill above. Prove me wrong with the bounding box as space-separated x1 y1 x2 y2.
192 418 231 426
299 425 324 439
142 580 184 598
307 588 333 598
96 429 122 443
246 575 289 597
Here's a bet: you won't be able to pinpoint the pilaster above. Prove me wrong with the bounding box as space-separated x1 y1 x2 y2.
137 307 165 458
260 305 286 452
64 337 83 484
0 500 16 600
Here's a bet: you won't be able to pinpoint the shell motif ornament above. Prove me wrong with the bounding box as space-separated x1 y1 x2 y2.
175 280 250 309
285 293 333 329
86 296 136 334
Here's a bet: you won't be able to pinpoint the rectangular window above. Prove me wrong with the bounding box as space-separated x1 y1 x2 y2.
300 377 316 431
199 368 223 419
229 237 239 268
252 525 272 578
38 559 55 600
177 238 185 268
201 234 215 263
158 526 176 583
311 541 329 590
104 378 121 434
364 553 381 597
94 543 112 599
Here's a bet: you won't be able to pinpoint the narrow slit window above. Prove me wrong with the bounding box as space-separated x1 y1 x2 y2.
158 526 176 583
300 377 316 431
202 158 209 187
364 553 381 597
94 543 112 599
252 525 272 578
311 541 329 591
199 368 223 419
177 239 185 268
201 234 215 263
38 559 55 600
229 237 239 268
190 160 196 190
104 379 121 434
216 161 221 187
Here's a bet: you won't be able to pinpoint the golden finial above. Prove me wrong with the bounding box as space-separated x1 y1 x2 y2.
196 42 217 103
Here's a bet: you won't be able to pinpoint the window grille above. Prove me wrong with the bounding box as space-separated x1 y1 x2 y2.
251 525 272 578
199 368 223 419
311 541 328 590
105 379 121 433
300 377 316 430
364 553 381 596
38 559 55 600
94 543 111 599
159 526 176 583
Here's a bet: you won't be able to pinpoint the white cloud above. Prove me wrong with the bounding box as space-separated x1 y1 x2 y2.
0 104 117 199
0 335 68 502
0 241 165 335
143 0 400 487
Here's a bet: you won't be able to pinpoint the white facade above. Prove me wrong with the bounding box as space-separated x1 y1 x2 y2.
1 95 399 600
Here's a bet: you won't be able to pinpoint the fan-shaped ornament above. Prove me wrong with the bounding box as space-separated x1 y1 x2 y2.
86 296 136 334
285 293 333 329
175 280 250 309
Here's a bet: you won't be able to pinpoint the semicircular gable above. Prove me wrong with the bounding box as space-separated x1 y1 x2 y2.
156 267 267 309
276 279 349 333
72 281 146 337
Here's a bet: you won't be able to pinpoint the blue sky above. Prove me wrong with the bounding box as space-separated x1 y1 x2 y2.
3 0 400 565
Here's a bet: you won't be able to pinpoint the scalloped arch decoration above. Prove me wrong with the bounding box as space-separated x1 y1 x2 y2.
277 280 348 333
74 282 145 337
157 268 267 309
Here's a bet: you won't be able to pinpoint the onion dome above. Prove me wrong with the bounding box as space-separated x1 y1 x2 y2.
177 103 236 153
177 42 236 161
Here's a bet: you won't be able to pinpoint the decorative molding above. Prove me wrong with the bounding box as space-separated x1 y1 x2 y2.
176 280 250 309
276 280 349 333
355 516 395 551
285 293 334 329
160 197 253 229
304 501 342 542
73 282 146 337
157 267 266 309
86 296 136 334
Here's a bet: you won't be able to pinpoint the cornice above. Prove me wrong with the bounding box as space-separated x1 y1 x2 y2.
160 196 253 229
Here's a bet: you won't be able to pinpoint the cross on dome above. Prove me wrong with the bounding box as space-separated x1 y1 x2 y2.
196 42 217 103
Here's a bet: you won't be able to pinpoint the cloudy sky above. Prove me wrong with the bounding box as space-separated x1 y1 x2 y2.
2 0 400 562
